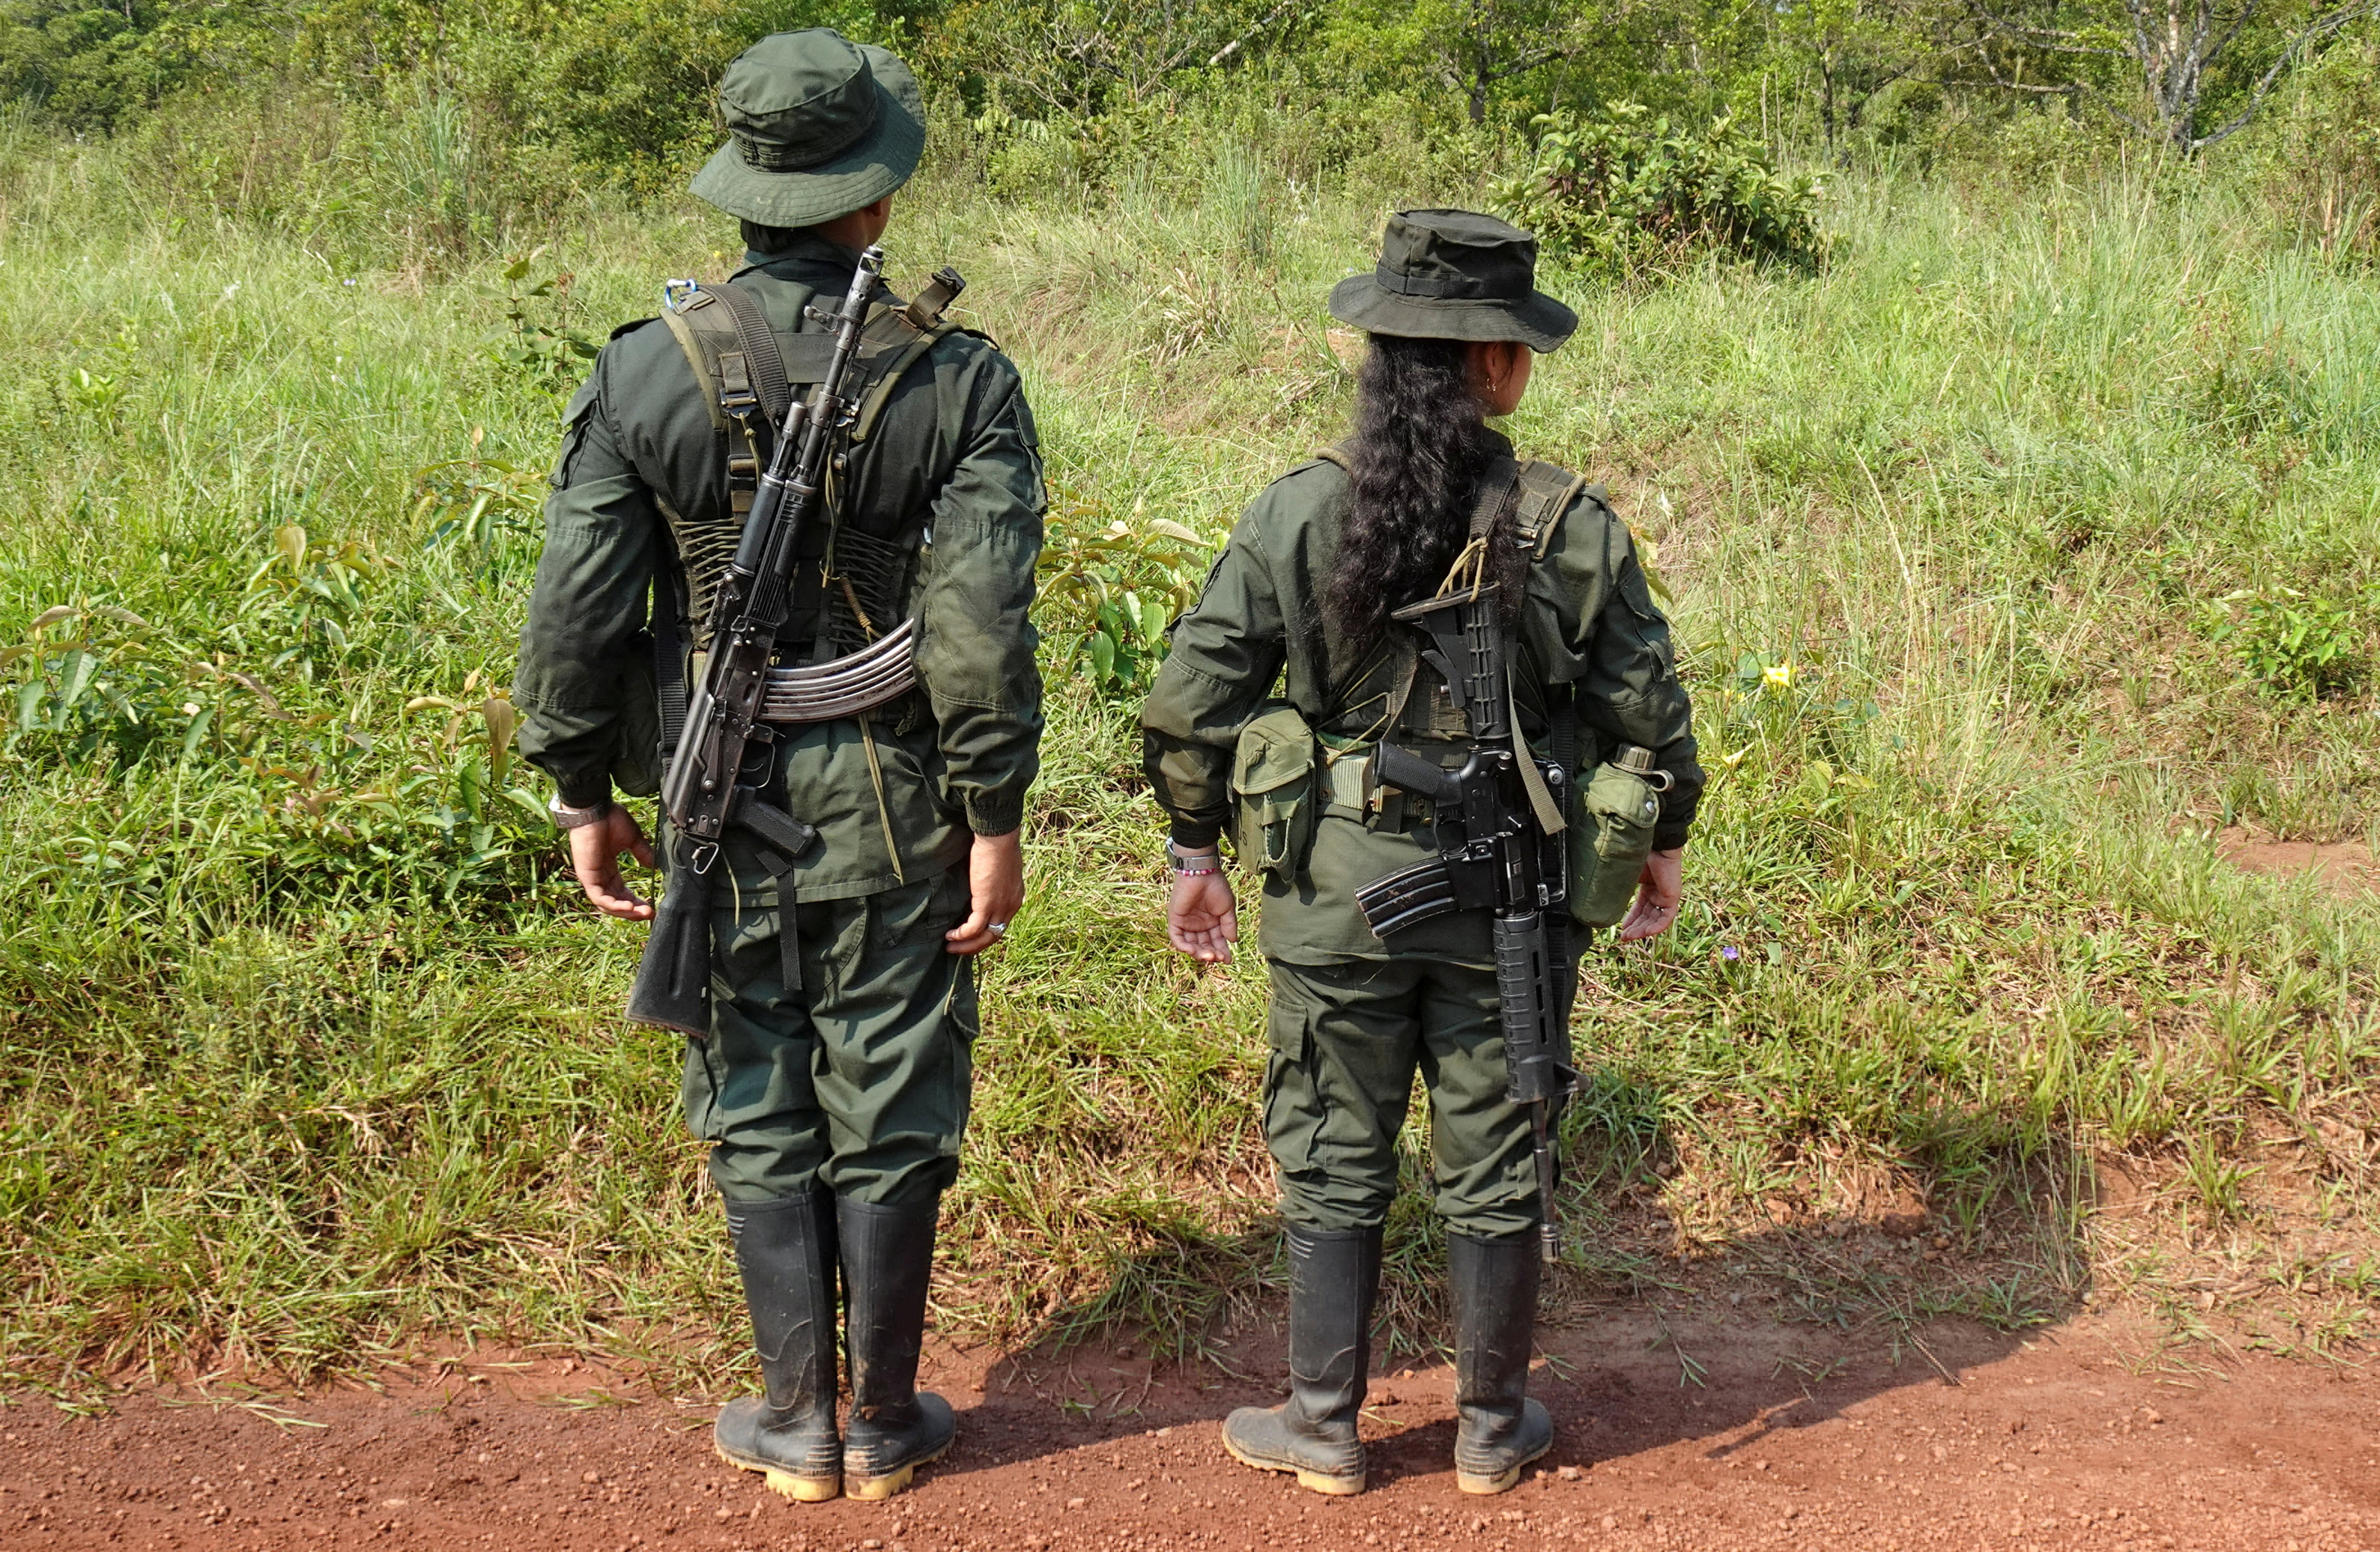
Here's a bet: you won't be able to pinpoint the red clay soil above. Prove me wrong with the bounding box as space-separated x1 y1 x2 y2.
4 1310 2373 1552
2217 827 2377 899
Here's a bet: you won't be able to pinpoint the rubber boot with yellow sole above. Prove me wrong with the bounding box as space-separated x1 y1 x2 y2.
714 1192 843 1502
1450 1228 1553 1495
1221 1224 1381 1496
839 1196 956 1501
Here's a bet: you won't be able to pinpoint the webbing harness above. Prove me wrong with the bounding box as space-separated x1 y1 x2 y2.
1305 445 1592 828
646 267 972 987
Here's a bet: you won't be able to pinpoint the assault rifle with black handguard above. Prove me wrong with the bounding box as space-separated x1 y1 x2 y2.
629 245 914 1035
1354 580 1578 1264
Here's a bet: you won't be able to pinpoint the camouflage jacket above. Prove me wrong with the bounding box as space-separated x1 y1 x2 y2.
1140 437 1703 962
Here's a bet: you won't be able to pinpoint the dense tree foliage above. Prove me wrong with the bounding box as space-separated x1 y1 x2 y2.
0 0 2371 252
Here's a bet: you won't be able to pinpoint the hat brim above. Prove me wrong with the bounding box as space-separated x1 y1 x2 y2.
1327 274 1578 353
690 46 927 227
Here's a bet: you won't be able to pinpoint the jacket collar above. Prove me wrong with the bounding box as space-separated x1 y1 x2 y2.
732 231 865 284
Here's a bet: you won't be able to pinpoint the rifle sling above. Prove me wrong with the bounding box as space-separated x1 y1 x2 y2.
739 830 804 994
1470 454 1523 542
710 281 793 429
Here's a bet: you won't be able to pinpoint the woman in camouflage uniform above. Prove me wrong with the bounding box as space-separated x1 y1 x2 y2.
1141 209 1702 1498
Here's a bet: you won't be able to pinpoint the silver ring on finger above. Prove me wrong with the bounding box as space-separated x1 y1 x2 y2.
988 922 1007 938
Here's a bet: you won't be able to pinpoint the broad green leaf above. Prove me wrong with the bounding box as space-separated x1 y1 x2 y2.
482 695 520 786
181 707 213 762
57 649 98 712
456 756 484 820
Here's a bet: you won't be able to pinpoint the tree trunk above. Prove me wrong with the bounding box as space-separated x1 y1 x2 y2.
1822 48 1838 154
1469 0 1490 125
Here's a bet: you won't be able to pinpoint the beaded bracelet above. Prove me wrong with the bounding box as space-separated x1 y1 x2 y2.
1167 841 1223 876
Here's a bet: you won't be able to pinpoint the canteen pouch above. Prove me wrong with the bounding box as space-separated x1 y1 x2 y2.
1231 703 1319 880
1569 751 1666 929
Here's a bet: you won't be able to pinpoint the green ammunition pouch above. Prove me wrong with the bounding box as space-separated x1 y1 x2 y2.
1231 703 1320 880
1569 754 1666 929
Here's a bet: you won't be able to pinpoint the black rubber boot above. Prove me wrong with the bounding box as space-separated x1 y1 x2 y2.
714 1192 843 1502
1449 1228 1554 1494
1221 1224 1382 1495
838 1196 957 1501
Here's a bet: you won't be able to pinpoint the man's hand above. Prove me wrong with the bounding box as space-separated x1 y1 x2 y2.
1615 846 1684 941
569 804 657 921
947 829 1025 955
1167 863 1239 964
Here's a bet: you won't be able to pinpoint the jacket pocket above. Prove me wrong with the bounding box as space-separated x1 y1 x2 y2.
1568 758 1663 928
1230 702 1319 881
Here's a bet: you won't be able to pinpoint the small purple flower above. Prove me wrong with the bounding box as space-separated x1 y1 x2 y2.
1720 946 1740 962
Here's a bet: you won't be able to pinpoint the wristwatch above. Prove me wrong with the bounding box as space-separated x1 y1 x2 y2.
547 794 613 831
1166 840 1221 876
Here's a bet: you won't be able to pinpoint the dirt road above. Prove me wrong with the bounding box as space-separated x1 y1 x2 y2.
4 1311 2372 1551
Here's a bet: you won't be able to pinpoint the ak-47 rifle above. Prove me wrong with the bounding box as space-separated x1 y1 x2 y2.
1353 578 1577 1264
627 246 901 1035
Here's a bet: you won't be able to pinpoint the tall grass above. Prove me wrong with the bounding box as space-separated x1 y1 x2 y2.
1 139 2374 1394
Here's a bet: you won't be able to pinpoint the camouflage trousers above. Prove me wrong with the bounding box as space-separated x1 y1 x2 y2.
681 852 977 1206
1260 953 1557 1241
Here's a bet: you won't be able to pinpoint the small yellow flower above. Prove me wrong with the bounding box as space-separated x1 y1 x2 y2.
1763 659 1795 691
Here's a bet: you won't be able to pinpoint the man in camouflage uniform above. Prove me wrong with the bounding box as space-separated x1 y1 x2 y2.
1142 210 1700 1496
516 29 1044 1504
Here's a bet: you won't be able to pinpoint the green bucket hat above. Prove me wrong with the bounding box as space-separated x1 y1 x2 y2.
1328 209 1578 353
689 29 927 229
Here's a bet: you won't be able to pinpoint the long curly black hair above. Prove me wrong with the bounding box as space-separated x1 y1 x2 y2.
1323 334 1519 654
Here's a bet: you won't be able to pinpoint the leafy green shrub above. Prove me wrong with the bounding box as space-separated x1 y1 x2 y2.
2244 35 2380 263
1036 489 1220 697
2205 587 2374 702
480 251 602 397
1494 102 1829 278
0 0 230 133
1 514 559 917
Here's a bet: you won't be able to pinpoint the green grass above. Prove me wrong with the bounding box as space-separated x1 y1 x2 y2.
2 135 2376 1395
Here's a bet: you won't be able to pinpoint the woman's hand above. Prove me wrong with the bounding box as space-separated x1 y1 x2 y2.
1615 847 1684 942
1167 861 1239 964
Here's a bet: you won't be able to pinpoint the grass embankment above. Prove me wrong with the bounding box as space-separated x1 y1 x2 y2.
1 145 2375 1400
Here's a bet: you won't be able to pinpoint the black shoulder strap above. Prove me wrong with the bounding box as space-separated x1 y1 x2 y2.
1550 685 1581 802
1512 460 1591 557
710 281 791 429
1469 453 1525 543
